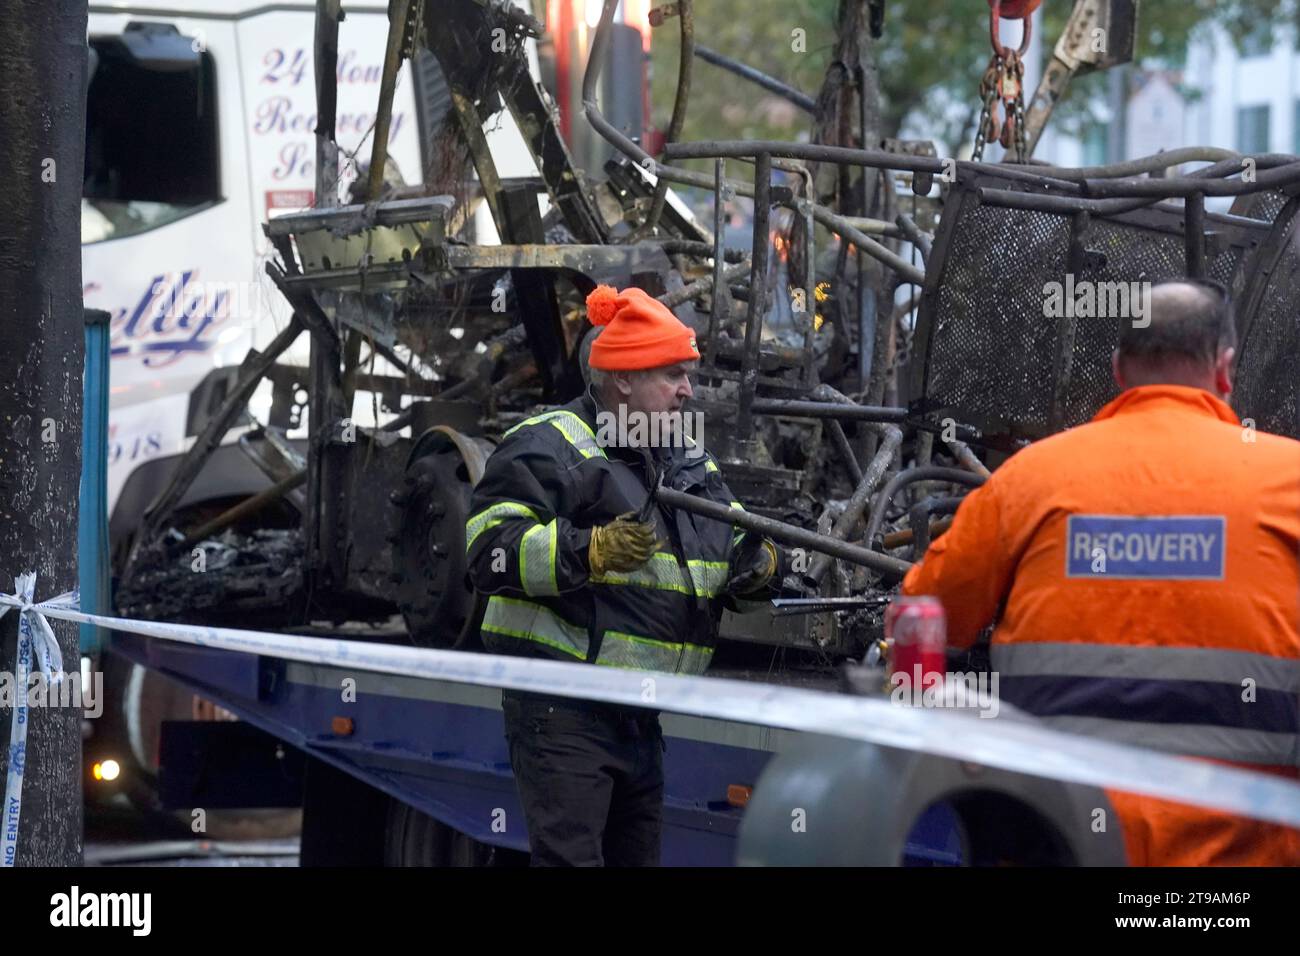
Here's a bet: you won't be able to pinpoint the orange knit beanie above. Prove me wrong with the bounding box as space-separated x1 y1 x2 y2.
585 284 700 371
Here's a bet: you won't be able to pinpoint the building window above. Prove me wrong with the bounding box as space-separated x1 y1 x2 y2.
1239 23 1273 58
1237 105 1270 153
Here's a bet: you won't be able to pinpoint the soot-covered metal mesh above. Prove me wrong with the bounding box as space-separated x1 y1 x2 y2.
912 177 1262 438
923 199 1071 432
1058 220 1249 428
1232 189 1289 224
1233 198 1300 439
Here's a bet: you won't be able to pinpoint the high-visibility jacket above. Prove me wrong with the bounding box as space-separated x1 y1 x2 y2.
903 385 1300 866
466 386 775 675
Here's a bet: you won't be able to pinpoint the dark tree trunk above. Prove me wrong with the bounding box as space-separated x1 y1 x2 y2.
0 0 88 867
810 0 882 215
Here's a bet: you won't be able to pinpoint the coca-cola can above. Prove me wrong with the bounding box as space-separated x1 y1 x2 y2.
886 595 947 691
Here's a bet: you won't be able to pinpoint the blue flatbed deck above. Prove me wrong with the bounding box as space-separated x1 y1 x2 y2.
110 630 961 865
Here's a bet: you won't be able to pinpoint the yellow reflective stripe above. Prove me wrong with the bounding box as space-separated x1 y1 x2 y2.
548 415 605 459
678 643 714 675
726 501 747 547
466 501 541 552
503 409 606 459
705 459 719 473
595 631 683 671
594 630 714 674
592 556 729 598
481 595 588 659
591 553 691 594
726 501 744 547
562 410 600 444
520 520 559 597
687 560 729 597
502 408 569 438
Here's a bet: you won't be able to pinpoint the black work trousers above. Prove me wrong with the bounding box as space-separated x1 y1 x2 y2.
501 689 665 866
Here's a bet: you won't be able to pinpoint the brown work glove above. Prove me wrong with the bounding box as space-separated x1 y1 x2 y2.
589 511 660 577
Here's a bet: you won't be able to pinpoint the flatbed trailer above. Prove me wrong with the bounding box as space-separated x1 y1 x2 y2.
108 630 962 866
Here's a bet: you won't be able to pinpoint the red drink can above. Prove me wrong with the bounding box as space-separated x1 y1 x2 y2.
886 595 947 692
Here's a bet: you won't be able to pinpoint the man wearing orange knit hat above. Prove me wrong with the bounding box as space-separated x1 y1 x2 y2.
465 283 784 866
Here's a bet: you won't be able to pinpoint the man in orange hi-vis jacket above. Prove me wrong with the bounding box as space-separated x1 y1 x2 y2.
902 278 1300 866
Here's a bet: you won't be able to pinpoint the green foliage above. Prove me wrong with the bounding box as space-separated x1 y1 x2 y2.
648 0 836 145
648 0 1288 153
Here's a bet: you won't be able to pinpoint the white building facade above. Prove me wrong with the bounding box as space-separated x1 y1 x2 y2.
1035 20 1297 169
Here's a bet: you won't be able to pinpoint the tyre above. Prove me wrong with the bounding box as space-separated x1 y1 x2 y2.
383 799 520 867
393 448 478 647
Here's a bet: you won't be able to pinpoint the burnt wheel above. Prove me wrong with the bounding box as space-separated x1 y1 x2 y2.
394 448 478 647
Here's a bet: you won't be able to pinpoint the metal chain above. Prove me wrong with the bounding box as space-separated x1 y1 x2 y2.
971 57 1001 162
972 51 1027 163
997 51 1026 162
1012 88 1028 163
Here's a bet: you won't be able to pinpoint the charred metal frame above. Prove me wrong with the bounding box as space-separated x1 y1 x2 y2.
121 0 1300 653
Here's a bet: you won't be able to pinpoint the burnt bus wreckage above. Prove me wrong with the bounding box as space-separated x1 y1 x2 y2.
118 0 1300 668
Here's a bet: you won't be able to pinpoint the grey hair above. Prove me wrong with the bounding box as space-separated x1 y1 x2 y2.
580 327 600 388
581 328 638 394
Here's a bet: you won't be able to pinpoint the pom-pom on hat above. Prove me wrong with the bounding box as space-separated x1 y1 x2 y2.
585 284 700 371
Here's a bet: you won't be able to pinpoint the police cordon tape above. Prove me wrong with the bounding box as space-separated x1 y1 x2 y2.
1 574 71 868
2 575 1299 865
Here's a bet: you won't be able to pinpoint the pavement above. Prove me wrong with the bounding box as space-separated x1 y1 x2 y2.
85 799 300 867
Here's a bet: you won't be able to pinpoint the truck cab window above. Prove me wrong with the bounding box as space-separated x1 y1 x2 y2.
83 23 220 244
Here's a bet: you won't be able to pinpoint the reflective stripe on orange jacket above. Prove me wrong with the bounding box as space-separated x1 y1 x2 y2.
902 384 1300 866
